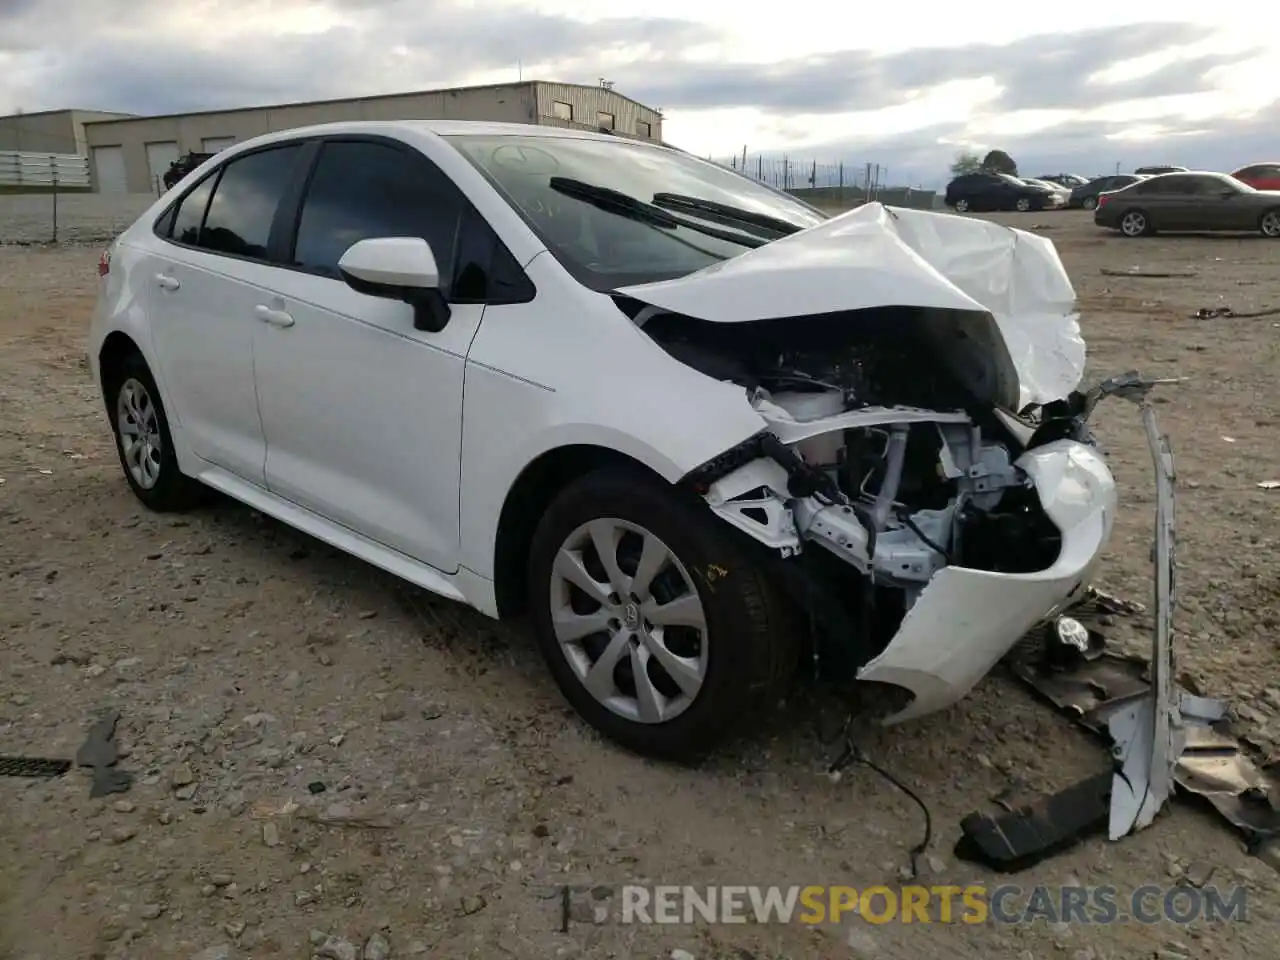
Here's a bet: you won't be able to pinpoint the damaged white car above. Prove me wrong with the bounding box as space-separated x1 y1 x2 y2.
89 120 1118 760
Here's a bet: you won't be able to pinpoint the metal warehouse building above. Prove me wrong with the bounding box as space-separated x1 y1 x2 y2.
70 81 662 194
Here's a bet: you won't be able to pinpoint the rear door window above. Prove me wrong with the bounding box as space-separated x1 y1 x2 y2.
197 144 303 261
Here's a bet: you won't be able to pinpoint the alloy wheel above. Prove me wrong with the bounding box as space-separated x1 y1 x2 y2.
116 377 163 490
954 199 969 212
1121 212 1147 237
1016 198 1031 212
1262 211 1280 238
1083 196 1098 210
549 517 708 724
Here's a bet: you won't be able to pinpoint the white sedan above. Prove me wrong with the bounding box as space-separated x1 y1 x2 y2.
89 120 1116 760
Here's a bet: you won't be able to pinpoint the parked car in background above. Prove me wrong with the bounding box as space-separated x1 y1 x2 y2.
944 172 1060 212
162 152 214 191
1068 174 1146 210
1019 178 1068 206
88 119 1120 759
1038 173 1091 188
1133 165 1188 176
1230 162 1280 191
1094 171 1280 237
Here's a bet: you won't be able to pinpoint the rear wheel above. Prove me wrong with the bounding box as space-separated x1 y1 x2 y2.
1082 196 1098 211
104 352 205 511
527 467 796 761
1120 210 1151 237
953 198 969 213
1015 197 1032 212
1261 210 1280 238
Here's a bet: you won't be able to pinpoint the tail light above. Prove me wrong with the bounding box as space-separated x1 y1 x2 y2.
1096 195 1110 209
98 249 111 277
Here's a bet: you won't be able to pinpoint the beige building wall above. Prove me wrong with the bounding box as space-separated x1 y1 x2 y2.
82 81 660 193
535 83 663 140
0 109 133 155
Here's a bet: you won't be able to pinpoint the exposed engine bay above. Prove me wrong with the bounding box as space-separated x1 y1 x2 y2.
625 300 1090 680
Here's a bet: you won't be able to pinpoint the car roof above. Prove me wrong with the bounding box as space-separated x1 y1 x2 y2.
219 118 654 150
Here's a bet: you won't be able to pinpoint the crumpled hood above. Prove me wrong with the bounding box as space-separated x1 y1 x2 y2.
615 202 1086 411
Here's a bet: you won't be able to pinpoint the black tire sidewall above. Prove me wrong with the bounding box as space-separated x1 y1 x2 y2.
527 467 786 760
105 354 193 510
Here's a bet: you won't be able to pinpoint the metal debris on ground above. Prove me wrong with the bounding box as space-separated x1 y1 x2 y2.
1258 481 1280 490
74 709 133 797
1101 267 1197 278
0 757 72 778
1192 304 1280 320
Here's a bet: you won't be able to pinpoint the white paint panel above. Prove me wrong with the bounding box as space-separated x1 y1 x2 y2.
92 146 127 195
202 137 237 153
145 141 180 188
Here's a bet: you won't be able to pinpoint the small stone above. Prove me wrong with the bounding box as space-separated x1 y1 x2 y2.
295 890 315 906
358 609 379 619
975 753 993 769
158 809 174 825
101 917 126 941
329 733 345 747
532 823 549 838
670 951 696 960
926 855 947 874
1072 949 1097 960
315 934 358 960
459 893 487 915
224 920 246 938
112 799 136 813
281 670 303 690
262 822 281 847
175 783 198 801
211 873 234 887
363 932 392 960
171 764 195 787
139 903 163 920
1181 861 1216 888
114 656 142 674
86 664 107 678
111 825 137 843
189 946 240 960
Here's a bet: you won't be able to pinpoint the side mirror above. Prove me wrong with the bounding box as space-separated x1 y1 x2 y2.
337 237 452 333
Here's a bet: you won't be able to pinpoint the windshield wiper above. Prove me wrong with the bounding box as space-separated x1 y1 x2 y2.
650 193 804 239
549 178 766 249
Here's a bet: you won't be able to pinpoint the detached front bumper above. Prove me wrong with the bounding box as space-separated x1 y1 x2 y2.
858 438 1117 722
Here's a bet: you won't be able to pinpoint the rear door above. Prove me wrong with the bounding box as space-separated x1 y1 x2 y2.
145 142 307 485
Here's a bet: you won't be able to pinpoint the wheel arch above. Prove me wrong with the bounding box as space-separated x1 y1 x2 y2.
97 331 147 412
492 444 670 619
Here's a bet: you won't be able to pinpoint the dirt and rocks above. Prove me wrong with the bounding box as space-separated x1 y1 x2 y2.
1 208 1279 959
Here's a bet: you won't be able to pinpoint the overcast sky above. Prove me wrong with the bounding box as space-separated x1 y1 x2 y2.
2 1 1277 185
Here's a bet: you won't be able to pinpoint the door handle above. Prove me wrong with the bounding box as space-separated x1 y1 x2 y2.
254 305 295 328
155 274 180 291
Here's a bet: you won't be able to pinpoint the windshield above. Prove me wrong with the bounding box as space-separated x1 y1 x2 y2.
444 133 827 289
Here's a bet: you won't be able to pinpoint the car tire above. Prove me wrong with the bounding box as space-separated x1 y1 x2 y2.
1082 196 1098 210
1015 197 1032 212
1119 209 1152 237
1260 209 1280 238
953 198 969 213
527 466 796 761
104 351 205 512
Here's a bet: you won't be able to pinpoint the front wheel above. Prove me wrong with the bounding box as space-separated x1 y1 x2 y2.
1261 209 1280 238
1015 197 1032 212
527 467 796 761
953 198 969 213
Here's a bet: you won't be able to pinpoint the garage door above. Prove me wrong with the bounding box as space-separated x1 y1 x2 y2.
145 141 181 191
202 137 237 153
92 146 128 195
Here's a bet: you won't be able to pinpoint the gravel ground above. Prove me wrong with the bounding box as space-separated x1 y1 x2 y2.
2 208 1279 959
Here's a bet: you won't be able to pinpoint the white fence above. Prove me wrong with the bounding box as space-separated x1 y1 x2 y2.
0 151 91 190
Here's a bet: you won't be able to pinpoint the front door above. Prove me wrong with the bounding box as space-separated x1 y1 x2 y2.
249 138 485 572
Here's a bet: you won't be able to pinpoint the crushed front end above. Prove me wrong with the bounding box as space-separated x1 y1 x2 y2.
684 385 1117 722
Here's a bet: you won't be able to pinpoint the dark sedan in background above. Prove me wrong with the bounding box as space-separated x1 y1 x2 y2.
944 171 1061 212
1093 171 1280 237
1068 173 1146 209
